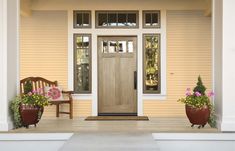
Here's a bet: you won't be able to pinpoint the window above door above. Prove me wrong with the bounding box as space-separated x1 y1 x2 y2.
95 11 139 28
74 11 92 28
143 10 161 28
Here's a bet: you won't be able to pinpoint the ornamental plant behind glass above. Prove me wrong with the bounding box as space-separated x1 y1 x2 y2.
178 76 216 128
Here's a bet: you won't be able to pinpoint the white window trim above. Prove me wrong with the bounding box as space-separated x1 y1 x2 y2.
68 10 167 116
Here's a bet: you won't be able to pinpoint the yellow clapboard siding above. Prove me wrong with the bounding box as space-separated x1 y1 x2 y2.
20 10 212 118
20 11 68 89
20 11 92 117
144 10 212 117
43 100 92 118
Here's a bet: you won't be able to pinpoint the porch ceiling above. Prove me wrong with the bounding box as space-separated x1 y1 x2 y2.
21 0 211 17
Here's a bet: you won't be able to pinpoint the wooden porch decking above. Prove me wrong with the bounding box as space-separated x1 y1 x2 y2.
10 117 218 133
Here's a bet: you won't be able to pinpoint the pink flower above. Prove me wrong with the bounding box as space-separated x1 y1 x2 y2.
47 87 61 100
185 91 191 96
195 91 201 97
27 92 32 96
185 88 191 96
37 88 43 94
208 91 215 97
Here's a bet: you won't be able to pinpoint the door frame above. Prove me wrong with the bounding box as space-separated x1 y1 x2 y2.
97 35 138 116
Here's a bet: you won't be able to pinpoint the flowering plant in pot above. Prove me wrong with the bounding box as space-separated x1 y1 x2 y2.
10 81 49 128
178 76 216 128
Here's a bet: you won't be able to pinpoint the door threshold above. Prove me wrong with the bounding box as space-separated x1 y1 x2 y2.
85 116 149 121
98 113 137 116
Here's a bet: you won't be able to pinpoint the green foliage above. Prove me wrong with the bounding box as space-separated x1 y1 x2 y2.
10 96 22 128
193 75 206 95
177 76 216 128
178 95 211 109
10 89 49 129
21 93 49 107
23 80 33 94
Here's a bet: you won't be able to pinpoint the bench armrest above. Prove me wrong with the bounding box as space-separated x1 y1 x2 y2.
62 90 74 94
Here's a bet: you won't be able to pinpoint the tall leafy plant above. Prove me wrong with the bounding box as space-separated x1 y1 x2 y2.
23 80 33 94
193 75 206 95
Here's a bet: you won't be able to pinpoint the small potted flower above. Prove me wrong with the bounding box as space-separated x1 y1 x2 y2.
178 76 216 128
10 81 49 128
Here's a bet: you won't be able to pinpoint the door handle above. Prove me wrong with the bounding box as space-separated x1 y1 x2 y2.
134 71 137 90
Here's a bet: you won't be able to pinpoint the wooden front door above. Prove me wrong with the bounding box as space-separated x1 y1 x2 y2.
98 36 137 115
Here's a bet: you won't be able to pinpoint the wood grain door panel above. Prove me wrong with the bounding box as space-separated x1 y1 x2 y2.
98 36 137 114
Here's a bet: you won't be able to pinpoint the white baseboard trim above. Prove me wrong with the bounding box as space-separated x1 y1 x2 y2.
221 116 235 132
152 133 235 141
0 133 73 141
0 121 13 131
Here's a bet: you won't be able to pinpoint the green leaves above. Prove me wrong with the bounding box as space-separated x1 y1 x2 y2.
10 96 22 128
193 75 206 95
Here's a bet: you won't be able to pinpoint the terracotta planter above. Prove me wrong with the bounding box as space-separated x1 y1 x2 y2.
185 105 210 128
19 104 44 128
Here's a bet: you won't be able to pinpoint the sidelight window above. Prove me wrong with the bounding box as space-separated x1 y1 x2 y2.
74 34 92 93
143 34 161 93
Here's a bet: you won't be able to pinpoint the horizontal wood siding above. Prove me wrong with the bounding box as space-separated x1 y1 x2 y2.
20 11 92 117
144 10 212 117
20 11 68 89
43 100 92 117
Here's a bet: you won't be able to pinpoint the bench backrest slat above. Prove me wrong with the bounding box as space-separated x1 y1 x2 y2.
20 77 58 94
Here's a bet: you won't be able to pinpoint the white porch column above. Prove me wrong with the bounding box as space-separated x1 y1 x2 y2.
213 0 235 131
0 0 19 131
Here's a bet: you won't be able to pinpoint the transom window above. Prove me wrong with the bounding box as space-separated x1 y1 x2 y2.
74 34 92 93
143 10 160 28
96 11 139 28
74 11 91 28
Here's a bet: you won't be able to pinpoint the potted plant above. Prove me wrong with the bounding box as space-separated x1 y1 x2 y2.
10 81 49 128
178 76 216 128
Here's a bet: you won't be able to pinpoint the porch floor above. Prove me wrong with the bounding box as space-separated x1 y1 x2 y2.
10 117 218 133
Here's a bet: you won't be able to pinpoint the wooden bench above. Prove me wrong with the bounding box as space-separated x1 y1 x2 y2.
20 77 73 119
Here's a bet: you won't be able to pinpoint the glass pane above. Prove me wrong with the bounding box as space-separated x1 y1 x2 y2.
127 41 133 52
127 13 136 26
152 13 159 26
76 13 83 27
102 41 108 53
145 13 151 26
98 13 107 26
83 36 89 48
83 13 90 26
152 36 159 49
118 13 127 26
108 13 117 26
145 36 152 49
118 41 127 53
76 36 83 48
144 35 160 93
109 41 117 53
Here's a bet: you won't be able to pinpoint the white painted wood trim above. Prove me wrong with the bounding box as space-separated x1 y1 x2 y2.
0 133 73 141
0 0 20 131
221 116 235 132
68 10 167 116
152 133 235 141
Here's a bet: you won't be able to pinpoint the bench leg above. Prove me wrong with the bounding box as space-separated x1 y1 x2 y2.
56 104 59 117
70 102 73 119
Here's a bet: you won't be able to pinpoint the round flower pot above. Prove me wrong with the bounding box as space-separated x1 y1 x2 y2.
19 104 44 128
185 105 210 128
